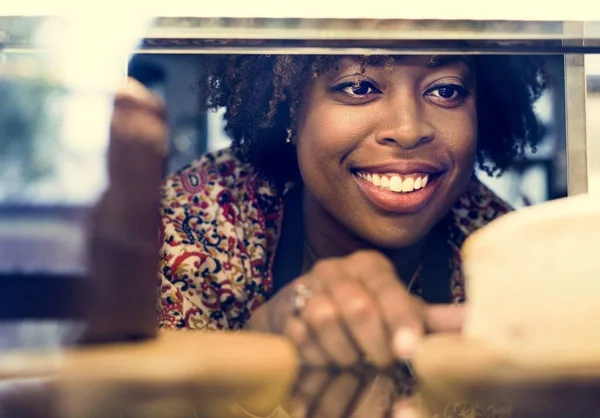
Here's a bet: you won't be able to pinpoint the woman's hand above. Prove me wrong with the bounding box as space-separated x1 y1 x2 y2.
246 250 464 369
83 78 167 343
108 78 167 196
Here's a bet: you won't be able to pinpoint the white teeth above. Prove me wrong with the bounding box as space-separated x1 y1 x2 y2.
358 172 430 193
372 174 381 186
402 177 415 192
389 176 403 192
380 176 390 188
414 177 422 190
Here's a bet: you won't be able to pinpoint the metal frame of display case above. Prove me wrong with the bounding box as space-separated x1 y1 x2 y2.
1 17 599 196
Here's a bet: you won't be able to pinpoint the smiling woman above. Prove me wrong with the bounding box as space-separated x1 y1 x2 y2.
149 54 548 370
294 56 478 250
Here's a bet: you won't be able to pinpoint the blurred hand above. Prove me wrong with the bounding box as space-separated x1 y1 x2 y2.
247 250 464 369
82 78 167 343
107 78 167 193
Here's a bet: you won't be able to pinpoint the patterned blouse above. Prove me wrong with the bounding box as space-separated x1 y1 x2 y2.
157 148 511 331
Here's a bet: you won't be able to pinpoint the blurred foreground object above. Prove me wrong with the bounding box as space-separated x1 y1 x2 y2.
0 331 298 418
0 12 155 348
81 78 167 343
415 193 600 417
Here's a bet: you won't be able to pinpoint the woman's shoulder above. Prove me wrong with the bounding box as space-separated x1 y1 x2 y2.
449 177 513 248
160 148 286 210
157 149 282 330
162 148 257 197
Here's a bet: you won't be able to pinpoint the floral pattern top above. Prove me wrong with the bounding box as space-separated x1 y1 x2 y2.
157 148 511 331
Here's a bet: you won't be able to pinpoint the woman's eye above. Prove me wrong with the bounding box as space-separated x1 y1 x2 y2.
427 84 468 101
334 81 380 97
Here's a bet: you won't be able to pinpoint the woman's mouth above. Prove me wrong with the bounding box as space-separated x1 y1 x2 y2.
353 170 442 214
356 171 430 193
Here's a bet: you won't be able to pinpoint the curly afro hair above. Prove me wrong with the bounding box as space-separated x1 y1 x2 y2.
201 54 549 185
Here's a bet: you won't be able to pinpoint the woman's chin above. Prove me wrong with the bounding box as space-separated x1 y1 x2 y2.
355 224 433 251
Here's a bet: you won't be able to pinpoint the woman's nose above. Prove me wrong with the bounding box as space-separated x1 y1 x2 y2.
374 97 435 150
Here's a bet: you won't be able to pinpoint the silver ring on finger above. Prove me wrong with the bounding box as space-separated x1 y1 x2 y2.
291 283 315 317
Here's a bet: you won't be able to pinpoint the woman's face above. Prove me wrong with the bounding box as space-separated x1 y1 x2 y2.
296 55 478 248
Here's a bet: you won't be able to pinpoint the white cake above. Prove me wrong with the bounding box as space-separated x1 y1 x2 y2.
462 193 600 365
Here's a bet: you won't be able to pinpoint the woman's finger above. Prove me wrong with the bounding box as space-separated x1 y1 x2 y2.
114 77 166 117
347 251 424 361
423 304 466 333
284 315 330 367
109 78 168 191
301 293 361 367
326 279 394 368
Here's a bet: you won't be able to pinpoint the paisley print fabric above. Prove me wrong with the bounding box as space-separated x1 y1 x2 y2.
157 148 511 331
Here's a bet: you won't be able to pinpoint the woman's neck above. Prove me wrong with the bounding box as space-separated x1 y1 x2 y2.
301 188 427 284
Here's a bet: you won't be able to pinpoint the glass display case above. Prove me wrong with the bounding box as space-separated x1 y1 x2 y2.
2 11 600 327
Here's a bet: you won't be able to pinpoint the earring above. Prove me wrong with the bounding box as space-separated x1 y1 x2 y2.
285 128 293 144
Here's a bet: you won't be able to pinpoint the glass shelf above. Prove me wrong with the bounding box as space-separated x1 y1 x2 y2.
2 17 600 54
